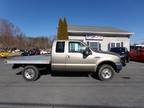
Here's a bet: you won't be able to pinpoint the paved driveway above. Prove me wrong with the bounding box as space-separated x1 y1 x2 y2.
0 60 144 108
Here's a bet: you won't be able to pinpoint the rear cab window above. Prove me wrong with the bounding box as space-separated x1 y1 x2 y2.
56 42 65 53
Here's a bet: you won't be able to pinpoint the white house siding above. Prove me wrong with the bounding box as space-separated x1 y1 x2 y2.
69 35 130 51
102 36 130 51
69 36 86 42
68 25 133 51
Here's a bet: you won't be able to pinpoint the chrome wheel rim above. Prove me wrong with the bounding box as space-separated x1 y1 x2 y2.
24 69 35 79
101 68 112 79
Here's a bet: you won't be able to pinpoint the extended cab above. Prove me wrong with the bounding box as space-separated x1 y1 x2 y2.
7 40 122 81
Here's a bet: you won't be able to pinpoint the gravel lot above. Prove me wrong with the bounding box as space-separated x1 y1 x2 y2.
0 59 144 108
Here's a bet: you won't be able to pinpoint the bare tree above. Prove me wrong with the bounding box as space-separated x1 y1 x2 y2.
0 18 51 49
0 18 22 48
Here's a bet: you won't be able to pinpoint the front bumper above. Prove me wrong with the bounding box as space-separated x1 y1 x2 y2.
116 63 122 73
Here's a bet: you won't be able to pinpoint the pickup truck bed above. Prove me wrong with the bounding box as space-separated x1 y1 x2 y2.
6 55 51 64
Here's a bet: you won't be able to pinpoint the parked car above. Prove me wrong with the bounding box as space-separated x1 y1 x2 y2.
21 49 40 56
21 50 30 56
109 47 130 66
129 46 144 61
0 51 11 58
40 50 48 55
29 49 40 55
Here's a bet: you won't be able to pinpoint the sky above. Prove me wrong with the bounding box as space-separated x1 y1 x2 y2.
0 0 144 43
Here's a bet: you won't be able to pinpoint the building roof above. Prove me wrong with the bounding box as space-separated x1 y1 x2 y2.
68 25 133 35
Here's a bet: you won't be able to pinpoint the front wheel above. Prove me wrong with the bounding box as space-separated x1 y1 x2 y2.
97 64 115 81
22 65 39 81
126 57 130 63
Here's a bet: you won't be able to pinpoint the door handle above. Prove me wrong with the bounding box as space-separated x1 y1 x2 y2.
67 55 70 59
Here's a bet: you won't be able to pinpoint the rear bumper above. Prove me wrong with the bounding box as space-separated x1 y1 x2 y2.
116 63 122 73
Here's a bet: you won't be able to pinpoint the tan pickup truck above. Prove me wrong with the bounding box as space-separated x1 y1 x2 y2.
7 40 122 81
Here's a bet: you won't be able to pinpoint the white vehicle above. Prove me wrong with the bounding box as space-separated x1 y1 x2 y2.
40 50 48 54
136 44 144 47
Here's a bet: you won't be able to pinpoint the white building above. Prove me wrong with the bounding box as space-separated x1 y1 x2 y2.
68 25 133 51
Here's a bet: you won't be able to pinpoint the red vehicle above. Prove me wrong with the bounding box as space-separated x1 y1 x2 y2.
129 45 144 61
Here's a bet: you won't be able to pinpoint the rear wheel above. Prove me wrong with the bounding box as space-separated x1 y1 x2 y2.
98 64 115 81
22 65 39 81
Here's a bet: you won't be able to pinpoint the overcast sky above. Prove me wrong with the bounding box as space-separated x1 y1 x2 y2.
0 0 144 43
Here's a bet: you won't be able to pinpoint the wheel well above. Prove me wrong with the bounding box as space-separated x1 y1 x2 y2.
12 64 25 69
96 61 117 72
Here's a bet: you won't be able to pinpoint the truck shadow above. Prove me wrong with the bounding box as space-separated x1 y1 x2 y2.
15 69 90 77
50 71 89 77
15 68 99 80
42 69 99 80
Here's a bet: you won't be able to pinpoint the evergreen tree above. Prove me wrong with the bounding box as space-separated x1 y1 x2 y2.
57 17 68 40
63 17 68 40
57 18 63 40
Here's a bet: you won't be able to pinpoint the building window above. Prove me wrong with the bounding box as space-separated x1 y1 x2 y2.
116 43 121 47
89 42 101 51
111 43 115 48
108 42 123 50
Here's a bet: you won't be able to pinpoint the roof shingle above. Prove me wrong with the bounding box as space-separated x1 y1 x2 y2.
68 25 133 35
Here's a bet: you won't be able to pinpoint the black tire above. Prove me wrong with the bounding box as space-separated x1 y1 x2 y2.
122 59 126 66
22 65 39 81
126 57 130 63
97 64 115 81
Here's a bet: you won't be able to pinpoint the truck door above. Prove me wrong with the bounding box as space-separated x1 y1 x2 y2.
51 41 66 71
66 41 95 72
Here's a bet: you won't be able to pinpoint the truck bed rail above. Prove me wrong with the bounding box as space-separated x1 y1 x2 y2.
6 55 51 64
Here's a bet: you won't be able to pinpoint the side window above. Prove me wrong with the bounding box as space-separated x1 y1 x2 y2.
56 42 65 53
89 42 101 51
116 43 121 47
111 43 115 48
109 42 123 48
69 42 84 53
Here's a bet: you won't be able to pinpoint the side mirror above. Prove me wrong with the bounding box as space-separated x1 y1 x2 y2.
83 47 92 57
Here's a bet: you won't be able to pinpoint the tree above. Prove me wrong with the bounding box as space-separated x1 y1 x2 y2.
63 17 68 40
0 18 22 48
0 18 51 49
57 17 68 40
57 18 63 40
15 34 27 49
